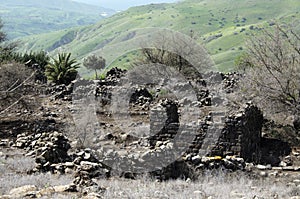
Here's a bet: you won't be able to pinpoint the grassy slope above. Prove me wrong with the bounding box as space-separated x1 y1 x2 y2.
17 0 300 73
0 0 115 39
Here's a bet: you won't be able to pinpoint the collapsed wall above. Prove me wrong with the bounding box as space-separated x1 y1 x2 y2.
148 100 179 147
70 68 267 176
210 104 263 162
148 100 263 162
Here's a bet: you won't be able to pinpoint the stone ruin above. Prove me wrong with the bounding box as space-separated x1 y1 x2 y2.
140 72 262 160
83 69 289 171
0 67 294 184
148 100 179 147
1 67 298 199
147 98 263 170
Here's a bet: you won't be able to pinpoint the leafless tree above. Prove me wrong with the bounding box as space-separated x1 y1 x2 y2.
132 30 211 80
237 23 300 124
0 62 37 114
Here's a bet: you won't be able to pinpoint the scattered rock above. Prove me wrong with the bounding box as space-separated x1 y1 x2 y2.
256 165 271 170
53 184 77 193
15 131 71 172
8 185 37 198
230 190 245 198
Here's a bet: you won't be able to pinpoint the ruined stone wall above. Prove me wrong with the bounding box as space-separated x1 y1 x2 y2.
148 101 263 162
210 104 263 162
148 101 179 147
73 69 264 164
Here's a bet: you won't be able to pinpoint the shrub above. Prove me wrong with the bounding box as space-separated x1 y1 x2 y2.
132 31 203 80
0 62 37 113
7 51 50 83
17 51 50 69
45 53 79 85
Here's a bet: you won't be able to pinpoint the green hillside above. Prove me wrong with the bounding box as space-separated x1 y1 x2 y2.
17 0 300 72
0 0 115 39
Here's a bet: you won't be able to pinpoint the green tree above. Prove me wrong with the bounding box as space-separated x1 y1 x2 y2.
45 53 79 85
0 18 6 43
83 54 106 79
0 18 18 63
234 52 254 72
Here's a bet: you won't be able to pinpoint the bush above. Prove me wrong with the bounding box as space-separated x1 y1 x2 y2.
0 62 38 113
45 53 79 85
8 51 50 83
17 51 50 70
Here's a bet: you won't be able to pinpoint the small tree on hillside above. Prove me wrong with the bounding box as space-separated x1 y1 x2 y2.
83 54 106 79
0 18 6 43
0 18 18 63
237 23 300 124
137 48 191 72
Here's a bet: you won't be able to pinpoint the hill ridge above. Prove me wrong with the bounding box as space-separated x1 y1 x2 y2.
16 0 300 72
0 0 115 39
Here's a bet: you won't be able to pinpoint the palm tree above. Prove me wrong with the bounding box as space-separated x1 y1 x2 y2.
45 53 79 85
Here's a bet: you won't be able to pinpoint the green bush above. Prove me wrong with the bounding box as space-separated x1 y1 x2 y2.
45 53 79 85
17 51 49 69
0 18 17 63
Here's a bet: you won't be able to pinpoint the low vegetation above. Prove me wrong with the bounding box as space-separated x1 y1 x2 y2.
0 154 73 195
45 53 79 85
97 171 300 199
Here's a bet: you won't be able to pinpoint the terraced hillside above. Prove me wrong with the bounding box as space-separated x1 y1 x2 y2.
17 0 300 72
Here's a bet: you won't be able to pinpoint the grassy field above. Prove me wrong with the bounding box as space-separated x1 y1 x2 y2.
0 0 115 39
16 0 300 74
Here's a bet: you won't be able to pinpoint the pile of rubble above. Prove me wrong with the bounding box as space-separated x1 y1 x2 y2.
14 131 71 172
46 82 74 101
13 131 110 194
186 155 246 171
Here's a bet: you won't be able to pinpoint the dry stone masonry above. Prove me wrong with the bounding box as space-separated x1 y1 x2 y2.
1 67 298 196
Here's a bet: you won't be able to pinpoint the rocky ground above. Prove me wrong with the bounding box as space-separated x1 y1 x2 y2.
0 68 300 198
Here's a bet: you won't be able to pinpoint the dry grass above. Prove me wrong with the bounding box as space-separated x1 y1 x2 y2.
0 155 73 195
1 152 299 198
96 170 299 199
